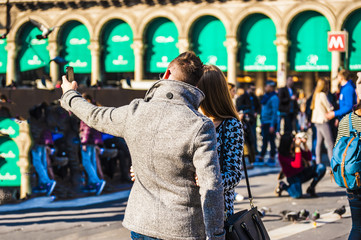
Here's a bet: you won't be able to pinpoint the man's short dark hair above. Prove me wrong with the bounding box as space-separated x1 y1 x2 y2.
169 51 204 86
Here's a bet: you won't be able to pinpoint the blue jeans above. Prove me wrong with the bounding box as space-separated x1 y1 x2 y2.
131 232 161 240
31 145 52 185
347 189 361 240
286 164 326 198
260 123 277 158
81 145 101 185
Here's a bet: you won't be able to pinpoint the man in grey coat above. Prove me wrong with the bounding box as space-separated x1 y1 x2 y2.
60 52 225 240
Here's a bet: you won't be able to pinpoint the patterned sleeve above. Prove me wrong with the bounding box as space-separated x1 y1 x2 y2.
221 118 244 192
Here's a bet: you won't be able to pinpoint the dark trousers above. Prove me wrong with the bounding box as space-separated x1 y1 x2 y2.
286 164 326 198
260 123 277 158
131 231 160 240
347 189 361 240
281 113 296 133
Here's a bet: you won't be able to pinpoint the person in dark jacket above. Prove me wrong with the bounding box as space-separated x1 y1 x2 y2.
278 76 299 133
326 69 357 124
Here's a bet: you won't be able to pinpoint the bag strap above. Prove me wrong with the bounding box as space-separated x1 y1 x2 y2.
219 119 254 209
349 112 357 135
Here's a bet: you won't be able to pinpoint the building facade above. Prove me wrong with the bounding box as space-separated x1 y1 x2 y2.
0 0 361 94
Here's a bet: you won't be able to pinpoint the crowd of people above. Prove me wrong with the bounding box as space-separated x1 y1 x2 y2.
1 51 361 239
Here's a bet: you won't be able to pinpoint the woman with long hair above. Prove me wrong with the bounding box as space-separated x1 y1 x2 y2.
310 77 334 164
197 65 244 218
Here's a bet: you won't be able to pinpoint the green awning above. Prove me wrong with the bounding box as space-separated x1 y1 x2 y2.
0 118 20 187
0 39 7 73
192 16 227 71
145 18 179 73
289 11 331 72
61 21 91 74
18 24 50 73
239 14 277 72
344 10 361 71
103 20 134 72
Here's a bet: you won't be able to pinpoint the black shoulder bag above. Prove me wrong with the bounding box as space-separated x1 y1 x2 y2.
220 120 270 240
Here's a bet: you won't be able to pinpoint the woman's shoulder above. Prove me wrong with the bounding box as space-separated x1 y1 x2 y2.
225 117 242 127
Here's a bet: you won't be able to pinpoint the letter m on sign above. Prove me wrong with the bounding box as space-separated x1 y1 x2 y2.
328 32 347 52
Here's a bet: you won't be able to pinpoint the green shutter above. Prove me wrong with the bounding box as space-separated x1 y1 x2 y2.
289 11 331 72
0 39 7 73
61 21 91 74
145 18 179 73
344 10 361 71
192 16 227 71
103 20 134 72
239 14 277 72
18 24 50 73
0 118 21 187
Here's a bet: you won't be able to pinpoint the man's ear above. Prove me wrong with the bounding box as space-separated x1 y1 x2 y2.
163 69 170 79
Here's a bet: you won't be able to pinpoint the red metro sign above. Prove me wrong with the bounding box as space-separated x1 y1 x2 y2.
328 31 347 52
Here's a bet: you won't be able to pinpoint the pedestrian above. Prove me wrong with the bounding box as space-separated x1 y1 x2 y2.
28 103 57 196
310 77 334 164
334 72 361 240
275 132 326 198
60 52 225 240
198 65 244 218
256 80 279 166
236 83 261 156
326 69 357 124
278 76 299 133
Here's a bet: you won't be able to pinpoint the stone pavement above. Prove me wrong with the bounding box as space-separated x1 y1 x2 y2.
0 163 351 240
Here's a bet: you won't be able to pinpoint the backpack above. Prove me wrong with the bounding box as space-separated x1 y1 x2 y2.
331 113 361 190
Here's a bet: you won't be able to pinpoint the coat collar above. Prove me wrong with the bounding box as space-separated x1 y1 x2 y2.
144 79 205 109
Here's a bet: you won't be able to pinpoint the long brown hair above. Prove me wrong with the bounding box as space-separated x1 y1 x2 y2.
310 77 329 110
197 65 239 121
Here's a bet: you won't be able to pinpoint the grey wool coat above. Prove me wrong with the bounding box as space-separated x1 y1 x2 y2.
60 79 225 240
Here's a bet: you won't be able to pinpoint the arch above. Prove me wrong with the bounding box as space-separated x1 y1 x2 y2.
190 15 227 71
338 5 361 30
342 8 361 71
231 4 281 36
288 11 331 72
282 2 336 34
143 17 179 74
7 15 49 41
59 21 92 74
238 13 278 72
94 12 136 41
136 10 181 40
101 19 135 74
52 13 94 41
183 8 231 38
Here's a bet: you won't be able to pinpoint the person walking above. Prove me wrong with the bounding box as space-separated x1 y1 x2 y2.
278 76 299 133
334 72 361 240
198 65 244 218
326 69 357 124
276 132 326 198
256 80 279 166
310 77 334 164
60 52 225 240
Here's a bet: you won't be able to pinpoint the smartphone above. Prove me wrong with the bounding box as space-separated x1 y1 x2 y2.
66 66 74 82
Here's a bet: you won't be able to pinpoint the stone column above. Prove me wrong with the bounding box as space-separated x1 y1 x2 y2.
274 36 289 88
331 51 341 93
255 72 264 91
5 41 17 86
47 41 59 85
132 39 144 82
89 40 101 86
177 38 190 54
224 37 238 85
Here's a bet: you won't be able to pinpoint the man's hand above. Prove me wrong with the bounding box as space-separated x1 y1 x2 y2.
269 126 275 134
61 75 78 94
326 111 335 120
